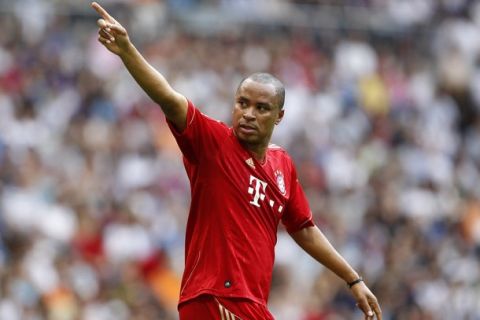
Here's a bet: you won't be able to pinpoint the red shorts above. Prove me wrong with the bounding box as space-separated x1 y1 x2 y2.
178 295 275 320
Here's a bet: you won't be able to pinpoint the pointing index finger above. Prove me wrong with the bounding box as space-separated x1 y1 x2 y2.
91 2 115 23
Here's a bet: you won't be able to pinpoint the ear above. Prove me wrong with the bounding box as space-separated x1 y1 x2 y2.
275 109 284 125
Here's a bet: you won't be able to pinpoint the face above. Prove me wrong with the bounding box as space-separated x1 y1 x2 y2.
232 79 284 150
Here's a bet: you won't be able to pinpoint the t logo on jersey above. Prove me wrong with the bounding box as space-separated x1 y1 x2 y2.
248 175 267 207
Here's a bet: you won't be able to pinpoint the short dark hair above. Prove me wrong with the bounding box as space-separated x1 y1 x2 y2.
238 73 285 109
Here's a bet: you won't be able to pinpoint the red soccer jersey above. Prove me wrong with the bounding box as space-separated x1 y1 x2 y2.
168 100 314 307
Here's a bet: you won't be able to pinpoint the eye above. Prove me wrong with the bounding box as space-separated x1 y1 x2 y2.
238 99 248 108
256 104 270 112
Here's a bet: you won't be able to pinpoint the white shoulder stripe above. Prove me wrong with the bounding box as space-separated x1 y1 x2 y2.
268 143 282 149
188 107 196 126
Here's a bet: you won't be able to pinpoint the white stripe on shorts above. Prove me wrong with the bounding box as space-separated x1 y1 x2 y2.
217 299 241 320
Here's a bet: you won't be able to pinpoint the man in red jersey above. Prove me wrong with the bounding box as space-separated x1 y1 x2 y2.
92 2 382 319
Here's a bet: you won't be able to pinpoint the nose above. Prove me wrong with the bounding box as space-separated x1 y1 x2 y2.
243 106 255 120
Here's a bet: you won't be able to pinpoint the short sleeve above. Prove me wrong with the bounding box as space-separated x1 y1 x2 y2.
281 165 314 233
167 100 229 164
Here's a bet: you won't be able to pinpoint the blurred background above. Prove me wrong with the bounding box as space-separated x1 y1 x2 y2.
1 0 480 319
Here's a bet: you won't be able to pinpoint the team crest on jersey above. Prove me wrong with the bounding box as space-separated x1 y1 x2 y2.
275 170 286 195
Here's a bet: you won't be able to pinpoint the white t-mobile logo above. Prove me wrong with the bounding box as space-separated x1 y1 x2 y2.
248 175 267 207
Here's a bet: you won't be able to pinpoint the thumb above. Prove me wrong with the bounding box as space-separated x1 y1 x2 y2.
97 18 108 29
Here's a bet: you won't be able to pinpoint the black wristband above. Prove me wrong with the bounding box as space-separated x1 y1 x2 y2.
347 277 364 288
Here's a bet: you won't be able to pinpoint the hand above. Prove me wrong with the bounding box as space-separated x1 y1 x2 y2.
91 2 131 56
350 281 382 320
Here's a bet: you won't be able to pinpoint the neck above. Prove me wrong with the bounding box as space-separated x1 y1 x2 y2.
240 141 267 162
232 129 271 162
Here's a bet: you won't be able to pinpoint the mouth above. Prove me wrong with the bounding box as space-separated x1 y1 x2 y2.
238 123 257 135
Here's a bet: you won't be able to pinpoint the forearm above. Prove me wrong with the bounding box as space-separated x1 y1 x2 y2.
93 1 187 129
119 43 187 127
291 226 359 283
292 226 382 319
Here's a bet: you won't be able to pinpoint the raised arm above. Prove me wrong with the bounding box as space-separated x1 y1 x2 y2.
91 2 187 131
290 226 382 320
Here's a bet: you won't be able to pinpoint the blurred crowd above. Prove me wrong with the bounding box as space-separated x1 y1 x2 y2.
1 0 480 319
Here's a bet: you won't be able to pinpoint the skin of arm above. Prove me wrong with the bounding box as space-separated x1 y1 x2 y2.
290 225 359 283
291 226 382 320
119 45 188 130
92 2 187 131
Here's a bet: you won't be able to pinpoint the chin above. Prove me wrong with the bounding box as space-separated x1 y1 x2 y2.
237 133 259 145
